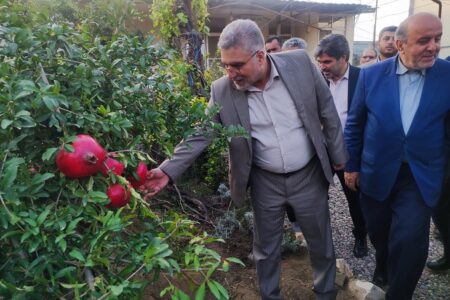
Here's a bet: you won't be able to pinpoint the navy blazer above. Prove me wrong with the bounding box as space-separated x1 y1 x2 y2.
347 64 361 110
345 56 450 207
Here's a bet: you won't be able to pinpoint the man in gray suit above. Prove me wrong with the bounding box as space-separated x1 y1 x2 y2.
143 19 347 300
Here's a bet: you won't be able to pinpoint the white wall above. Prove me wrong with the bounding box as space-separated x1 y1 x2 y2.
410 0 450 58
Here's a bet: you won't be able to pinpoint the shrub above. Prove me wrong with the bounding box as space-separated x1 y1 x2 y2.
0 2 243 298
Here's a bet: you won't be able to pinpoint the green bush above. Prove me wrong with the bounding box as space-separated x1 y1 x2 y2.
0 2 243 299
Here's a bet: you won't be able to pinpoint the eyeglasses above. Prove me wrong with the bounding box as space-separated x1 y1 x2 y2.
221 50 259 72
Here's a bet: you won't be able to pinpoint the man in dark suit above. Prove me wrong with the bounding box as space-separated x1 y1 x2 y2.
314 34 367 258
143 19 347 300
427 59 450 269
344 13 450 299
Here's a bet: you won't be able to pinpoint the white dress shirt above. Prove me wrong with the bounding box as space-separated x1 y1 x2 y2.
329 65 349 132
246 59 315 173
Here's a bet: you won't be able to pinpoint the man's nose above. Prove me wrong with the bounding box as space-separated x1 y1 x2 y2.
226 68 238 78
426 39 439 51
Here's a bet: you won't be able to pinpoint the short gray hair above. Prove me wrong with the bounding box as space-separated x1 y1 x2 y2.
217 19 264 52
282 37 308 50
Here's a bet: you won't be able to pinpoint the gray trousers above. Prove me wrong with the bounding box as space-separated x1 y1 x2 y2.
250 156 336 300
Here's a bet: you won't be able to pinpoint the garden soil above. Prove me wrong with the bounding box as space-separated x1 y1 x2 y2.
143 229 357 300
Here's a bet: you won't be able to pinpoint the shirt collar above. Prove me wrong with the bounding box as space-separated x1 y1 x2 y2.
396 56 426 76
342 64 350 80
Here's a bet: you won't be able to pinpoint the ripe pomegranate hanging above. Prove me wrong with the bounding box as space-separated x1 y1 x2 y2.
128 162 148 190
56 134 107 178
100 157 125 177
106 184 131 208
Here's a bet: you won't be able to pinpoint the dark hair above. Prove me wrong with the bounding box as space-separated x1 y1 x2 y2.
265 36 281 45
314 34 350 61
378 26 397 40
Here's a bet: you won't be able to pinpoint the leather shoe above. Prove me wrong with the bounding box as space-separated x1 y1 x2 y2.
427 257 450 271
353 237 368 258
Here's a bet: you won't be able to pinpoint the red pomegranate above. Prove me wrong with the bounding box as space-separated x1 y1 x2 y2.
56 134 107 178
128 162 147 189
106 184 131 208
100 157 125 177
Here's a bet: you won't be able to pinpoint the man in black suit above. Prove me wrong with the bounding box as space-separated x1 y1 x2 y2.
314 34 368 258
427 55 450 271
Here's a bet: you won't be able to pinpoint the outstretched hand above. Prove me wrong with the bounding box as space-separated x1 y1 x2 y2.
143 168 169 201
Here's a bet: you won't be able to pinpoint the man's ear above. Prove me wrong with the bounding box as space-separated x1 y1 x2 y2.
395 40 404 53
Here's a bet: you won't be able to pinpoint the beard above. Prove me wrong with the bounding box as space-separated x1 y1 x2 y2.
232 76 252 91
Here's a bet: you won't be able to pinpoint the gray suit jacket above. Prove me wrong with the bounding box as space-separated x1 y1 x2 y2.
160 50 348 207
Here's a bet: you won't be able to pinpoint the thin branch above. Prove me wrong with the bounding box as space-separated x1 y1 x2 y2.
172 184 188 215
38 63 50 85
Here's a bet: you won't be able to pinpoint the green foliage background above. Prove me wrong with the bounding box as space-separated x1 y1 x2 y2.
0 0 241 299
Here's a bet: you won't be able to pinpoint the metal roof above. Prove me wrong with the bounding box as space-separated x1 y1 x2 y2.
208 0 375 15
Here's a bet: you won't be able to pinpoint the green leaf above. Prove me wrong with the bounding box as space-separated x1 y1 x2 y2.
9 213 21 225
23 218 37 227
31 173 55 186
207 280 221 299
15 110 31 117
206 262 219 278
194 282 206 300
16 80 36 91
0 157 24 189
1 119 13 129
37 206 52 225
174 289 190 300
63 144 74 152
67 217 83 232
87 191 108 203
28 239 41 252
1 230 22 240
42 95 60 110
14 90 34 100
55 266 76 279
222 260 229 272
58 239 67 252
69 249 85 262
110 284 124 296
55 234 66 243
60 282 86 289
225 257 245 267
212 280 229 299
86 176 94 191
42 148 58 161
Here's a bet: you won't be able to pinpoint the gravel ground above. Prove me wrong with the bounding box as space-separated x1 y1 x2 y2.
328 175 450 300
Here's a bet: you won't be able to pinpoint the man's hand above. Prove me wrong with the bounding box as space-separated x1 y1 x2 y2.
143 168 169 201
344 172 360 192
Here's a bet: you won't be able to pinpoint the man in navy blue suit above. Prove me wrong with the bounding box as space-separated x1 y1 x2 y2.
314 34 368 258
344 13 450 299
